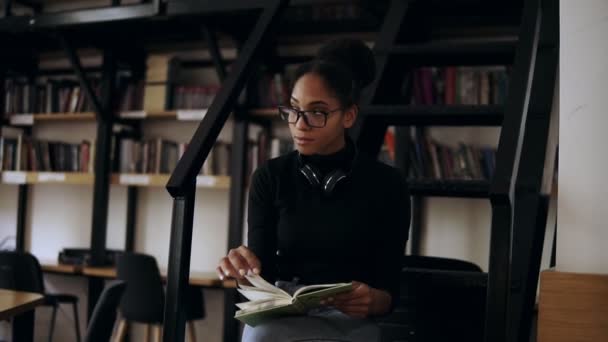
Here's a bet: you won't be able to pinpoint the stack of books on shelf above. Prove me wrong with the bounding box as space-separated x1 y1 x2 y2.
115 138 232 176
254 70 291 108
247 131 294 177
408 133 496 181
4 78 101 115
172 85 220 110
0 135 94 173
116 75 145 113
376 129 496 181
406 66 510 105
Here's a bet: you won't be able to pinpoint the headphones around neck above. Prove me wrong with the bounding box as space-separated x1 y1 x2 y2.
297 144 359 196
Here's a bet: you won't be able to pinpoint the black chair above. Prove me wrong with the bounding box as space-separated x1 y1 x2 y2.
0 251 82 342
85 281 126 342
115 253 205 342
379 255 487 342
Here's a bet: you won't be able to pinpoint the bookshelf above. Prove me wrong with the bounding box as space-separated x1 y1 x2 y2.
8 113 97 125
0 171 93 185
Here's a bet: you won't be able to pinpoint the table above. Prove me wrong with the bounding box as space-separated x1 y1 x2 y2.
0 289 44 342
41 263 237 288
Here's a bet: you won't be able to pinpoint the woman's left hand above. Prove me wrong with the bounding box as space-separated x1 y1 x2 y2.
322 281 376 319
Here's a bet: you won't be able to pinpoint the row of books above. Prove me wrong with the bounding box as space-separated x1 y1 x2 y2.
377 128 496 180
171 85 220 110
1 131 296 177
254 71 291 108
408 135 496 181
250 130 294 170
117 77 145 112
116 138 231 176
407 66 509 106
0 136 94 173
3 76 146 116
3 79 100 115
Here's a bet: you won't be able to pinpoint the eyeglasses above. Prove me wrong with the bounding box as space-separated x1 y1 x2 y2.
278 106 343 128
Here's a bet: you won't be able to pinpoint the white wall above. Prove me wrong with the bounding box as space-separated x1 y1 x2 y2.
557 0 608 274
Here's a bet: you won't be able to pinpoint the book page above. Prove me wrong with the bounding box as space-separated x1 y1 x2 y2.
237 288 289 302
236 298 292 313
293 282 352 298
244 274 291 298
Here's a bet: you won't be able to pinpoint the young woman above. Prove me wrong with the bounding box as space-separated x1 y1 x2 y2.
217 39 411 342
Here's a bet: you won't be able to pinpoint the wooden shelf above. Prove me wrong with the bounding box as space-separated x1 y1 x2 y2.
7 108 279 125
1 172 93 185
119 109 208 121
408 179 491 198
0 172 230 189
8 113 96 125
34 113 96 121
110 174 231 189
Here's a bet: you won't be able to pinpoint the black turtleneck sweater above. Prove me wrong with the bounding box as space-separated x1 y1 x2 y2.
247 140 410 305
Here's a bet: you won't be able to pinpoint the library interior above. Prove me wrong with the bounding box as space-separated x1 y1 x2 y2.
0 0 606 342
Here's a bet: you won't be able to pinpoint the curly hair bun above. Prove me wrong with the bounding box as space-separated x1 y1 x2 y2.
315 38 376 89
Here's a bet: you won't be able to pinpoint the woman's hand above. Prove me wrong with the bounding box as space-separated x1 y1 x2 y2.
322 281 392 318
217 245 261 281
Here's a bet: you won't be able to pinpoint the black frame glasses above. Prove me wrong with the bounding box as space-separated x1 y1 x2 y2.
277 105 343 128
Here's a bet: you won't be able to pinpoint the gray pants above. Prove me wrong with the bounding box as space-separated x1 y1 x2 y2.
241 308 380 342
240 279 381 342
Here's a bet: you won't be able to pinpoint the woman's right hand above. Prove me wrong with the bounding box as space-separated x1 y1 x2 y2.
217 245 261 281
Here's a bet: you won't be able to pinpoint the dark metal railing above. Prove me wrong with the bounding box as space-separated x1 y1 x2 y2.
485 0 542 341
162 1 288 341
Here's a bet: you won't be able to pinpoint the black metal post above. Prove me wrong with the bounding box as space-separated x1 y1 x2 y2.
4 0 12 17
15 117 32 252
125 186 138 252
163 184 196 342
507 1 559 340
394 126 421 255
12 310 35 342
15 184 28 251
63 39 117 317
125 123 142 253
87 51 116 318
89 49 116 266
223 113 249 342
409 196 422 256
550 220 556 268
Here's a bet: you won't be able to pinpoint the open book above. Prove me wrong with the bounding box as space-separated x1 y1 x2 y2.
234 274 353 326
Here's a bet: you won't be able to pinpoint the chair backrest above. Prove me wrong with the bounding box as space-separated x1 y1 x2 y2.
116 253 165 323
0 251 45 293
85 281 126 342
